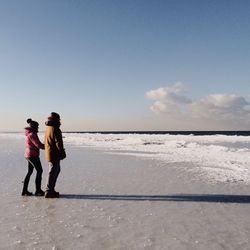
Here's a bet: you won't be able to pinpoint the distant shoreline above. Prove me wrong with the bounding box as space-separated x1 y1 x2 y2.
63 131 250 136
1 131 250 136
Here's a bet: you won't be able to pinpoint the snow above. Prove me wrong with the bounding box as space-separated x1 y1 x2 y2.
63 133 250 183
0 133 250 249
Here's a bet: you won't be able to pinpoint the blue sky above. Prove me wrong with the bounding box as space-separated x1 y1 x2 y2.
0 0 250 131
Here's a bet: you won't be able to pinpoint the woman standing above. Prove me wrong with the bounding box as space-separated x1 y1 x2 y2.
22 118 45 196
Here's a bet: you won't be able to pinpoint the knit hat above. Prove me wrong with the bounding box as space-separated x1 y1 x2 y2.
48 112 60 121
27 118 39 130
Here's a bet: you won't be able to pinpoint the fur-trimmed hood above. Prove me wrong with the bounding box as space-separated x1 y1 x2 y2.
45 120 61 128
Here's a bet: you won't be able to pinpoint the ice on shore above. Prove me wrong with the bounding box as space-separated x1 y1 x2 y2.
1 133 250 250
1 132 250 183
63 133 250 184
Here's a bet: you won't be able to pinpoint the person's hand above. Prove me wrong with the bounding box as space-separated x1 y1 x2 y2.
60 149 66 160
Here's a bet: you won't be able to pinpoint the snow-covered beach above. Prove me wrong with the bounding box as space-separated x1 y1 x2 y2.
1 133 250 250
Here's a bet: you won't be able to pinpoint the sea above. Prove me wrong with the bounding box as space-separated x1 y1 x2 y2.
64 130 250 136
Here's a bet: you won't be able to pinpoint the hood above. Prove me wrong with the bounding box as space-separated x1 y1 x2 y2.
45 120 60 128
25 127 35 136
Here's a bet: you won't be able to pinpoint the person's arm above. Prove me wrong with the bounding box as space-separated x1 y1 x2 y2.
29 133 45 150
54 128 66 160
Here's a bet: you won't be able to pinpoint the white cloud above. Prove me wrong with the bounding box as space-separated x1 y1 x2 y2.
145 82 192 115
149 101 167 114
190 94 250 119
146 83 250 130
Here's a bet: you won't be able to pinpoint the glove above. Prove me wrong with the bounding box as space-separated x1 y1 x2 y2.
60 149 66 160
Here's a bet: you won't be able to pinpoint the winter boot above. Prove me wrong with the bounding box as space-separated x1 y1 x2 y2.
22 191 33 196
35 190 45 196
44 191 59 198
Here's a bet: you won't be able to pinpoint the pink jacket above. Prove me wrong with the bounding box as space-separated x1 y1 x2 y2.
24 128 45 158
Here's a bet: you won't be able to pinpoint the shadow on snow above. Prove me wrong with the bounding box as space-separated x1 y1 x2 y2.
59 194 250 204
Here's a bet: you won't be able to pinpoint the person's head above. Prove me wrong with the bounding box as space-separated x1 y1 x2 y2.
50 112 60 121
27 118 39 132
47 112 61 127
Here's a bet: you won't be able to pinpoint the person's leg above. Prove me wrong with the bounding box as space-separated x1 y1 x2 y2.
46 162 60 192
45 161 60 198
53 161 61 192
22 159 34 195
28 157 44 195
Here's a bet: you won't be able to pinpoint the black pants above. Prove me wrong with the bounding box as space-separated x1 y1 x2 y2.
23 157 43 192
46 161 61 192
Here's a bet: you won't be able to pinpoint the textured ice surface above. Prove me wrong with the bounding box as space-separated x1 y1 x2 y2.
62 133 250 183
1 134 250 250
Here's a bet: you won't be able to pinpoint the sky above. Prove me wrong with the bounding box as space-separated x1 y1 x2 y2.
0 0 250 131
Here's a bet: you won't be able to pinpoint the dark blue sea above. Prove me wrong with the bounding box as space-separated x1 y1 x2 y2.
64 130 250 136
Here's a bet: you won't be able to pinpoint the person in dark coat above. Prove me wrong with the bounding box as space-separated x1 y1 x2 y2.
44 112 66 198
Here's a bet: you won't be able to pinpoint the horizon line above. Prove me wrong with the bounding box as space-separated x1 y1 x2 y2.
1 130 250 136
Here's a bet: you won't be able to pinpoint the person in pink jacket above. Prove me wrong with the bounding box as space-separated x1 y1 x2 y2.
22 118 45 196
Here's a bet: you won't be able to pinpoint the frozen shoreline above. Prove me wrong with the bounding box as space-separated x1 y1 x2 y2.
0 135 250 249
2 132 250 184
65 133 250 184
